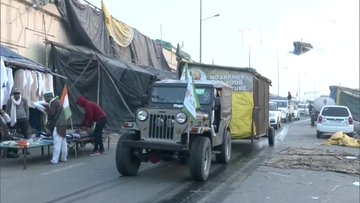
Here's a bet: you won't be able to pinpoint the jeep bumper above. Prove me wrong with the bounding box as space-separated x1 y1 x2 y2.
122 140 189 151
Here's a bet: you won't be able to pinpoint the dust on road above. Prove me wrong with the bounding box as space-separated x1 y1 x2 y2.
265 147 360 175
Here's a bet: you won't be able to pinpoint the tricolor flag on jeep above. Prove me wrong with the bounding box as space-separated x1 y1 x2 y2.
183 64 200 121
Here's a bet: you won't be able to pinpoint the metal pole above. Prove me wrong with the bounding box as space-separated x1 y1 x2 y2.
277 50 279 96
298 74 300 101
199 0 202 63
249 46 251 67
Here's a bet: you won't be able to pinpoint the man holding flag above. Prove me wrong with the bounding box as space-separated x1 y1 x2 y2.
43 88 70 164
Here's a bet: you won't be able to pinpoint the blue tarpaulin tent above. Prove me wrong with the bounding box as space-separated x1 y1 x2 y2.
0 44 51 73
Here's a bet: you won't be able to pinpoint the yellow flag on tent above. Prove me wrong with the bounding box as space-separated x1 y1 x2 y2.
101 0 134 47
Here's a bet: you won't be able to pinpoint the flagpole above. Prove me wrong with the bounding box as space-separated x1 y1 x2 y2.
70 117 74 130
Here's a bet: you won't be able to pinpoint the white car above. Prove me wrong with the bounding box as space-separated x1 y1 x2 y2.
269 101 281 129
316 105 355 138
271 100 289 122
297 103 309 116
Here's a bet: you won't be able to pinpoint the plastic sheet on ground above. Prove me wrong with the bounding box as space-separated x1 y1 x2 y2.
322 131 360 148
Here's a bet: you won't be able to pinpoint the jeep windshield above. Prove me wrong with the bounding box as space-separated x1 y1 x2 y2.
151 86 213 105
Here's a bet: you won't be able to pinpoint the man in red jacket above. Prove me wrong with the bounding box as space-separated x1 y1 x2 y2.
76 96 107 155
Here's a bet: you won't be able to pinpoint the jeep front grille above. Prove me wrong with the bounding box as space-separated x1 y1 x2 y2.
149 114 175 139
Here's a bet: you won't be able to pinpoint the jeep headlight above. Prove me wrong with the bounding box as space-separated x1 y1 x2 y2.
137 110 148 121
176 112 187 124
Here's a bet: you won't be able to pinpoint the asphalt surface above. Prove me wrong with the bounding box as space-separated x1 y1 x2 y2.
206 119 360 203
0 118 359 203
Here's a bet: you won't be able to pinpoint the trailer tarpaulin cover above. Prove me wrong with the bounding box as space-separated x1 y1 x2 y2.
177 61 271 139
329 86 360 121
56 0 171 71
49 44 159 131
231 92 254 138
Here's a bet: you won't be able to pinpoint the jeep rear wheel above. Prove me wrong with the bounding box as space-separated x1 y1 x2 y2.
115 132 141 176
189 136 211 181
215 130 231 164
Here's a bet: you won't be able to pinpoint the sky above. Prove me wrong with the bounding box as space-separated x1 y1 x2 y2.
86 0 359 100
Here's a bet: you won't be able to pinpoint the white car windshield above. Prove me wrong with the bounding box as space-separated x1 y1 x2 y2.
269 103 277 111
273 101 287 108
321 107 350 117
298 104 306 108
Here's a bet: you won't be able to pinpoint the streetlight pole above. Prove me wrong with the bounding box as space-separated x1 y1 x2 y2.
276 50 279 96
199 0 219 63
200 0 202 63
298 73 301 101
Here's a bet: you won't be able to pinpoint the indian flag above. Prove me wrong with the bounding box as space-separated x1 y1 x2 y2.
60 85 72 120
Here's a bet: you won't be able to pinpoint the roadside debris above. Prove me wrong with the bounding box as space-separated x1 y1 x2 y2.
265 147 360 175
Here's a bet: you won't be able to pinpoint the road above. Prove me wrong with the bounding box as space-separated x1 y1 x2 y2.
1 117 359 203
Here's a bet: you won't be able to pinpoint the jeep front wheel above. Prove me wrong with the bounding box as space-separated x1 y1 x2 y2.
115 132 141 176
215 129 231 164
189 136 211 181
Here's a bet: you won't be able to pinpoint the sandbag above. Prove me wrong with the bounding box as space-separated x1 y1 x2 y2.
322 131 360 148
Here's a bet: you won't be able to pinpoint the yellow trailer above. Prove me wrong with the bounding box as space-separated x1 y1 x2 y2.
177 61 273 142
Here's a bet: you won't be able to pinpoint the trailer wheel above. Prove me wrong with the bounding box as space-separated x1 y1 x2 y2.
189 136 211 181
215 129 231 164
268 127 275 146
115 132 141 176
